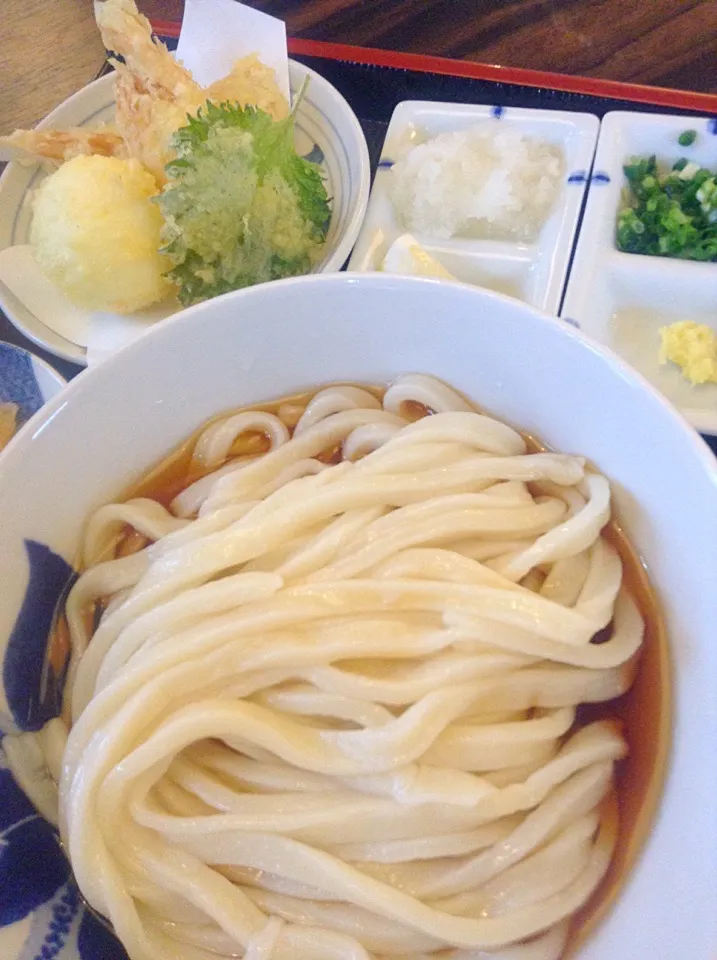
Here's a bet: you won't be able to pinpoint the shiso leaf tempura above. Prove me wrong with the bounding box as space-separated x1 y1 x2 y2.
157 91 331 305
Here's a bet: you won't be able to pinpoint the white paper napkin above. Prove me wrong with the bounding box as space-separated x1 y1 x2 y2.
0 245 176 365
176 0 289 100
0 245 92 347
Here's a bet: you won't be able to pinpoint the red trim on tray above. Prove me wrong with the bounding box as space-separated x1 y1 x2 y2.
150 20 717 114
151 18 182 37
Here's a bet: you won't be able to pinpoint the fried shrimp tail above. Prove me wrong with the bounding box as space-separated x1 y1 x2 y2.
94 0 200 102
93 0 204 182
0 127 127 165
4 0 291 187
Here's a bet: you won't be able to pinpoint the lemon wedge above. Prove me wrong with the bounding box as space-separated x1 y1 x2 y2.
382 234 457 280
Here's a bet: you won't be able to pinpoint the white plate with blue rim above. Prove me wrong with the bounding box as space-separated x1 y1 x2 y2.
0 65 370 368
562 111 717 436
347 100 599 315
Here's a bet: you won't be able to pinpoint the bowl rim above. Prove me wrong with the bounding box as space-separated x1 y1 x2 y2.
11 272 713 474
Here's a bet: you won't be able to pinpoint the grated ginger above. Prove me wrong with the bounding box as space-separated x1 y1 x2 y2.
659 321 717 385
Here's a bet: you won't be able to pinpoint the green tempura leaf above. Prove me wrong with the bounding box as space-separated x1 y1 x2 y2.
156 100 331 305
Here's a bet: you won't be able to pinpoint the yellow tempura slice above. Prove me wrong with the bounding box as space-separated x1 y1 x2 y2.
0 402 18 452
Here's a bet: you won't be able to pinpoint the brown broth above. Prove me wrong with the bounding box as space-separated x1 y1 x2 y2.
565 519 669 956
125 386 382 506
114 384 668 958
517 440 670 955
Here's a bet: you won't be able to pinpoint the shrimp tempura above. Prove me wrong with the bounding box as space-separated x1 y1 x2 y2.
94 0 205 182
3 0 289 183
0 127 126 166
94 0 200 103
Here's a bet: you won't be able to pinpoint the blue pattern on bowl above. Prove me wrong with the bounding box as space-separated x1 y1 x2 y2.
0 536 130 959
0 743 130 960
77 908 128 960
3 541 76 733
302 143 325 165
0 755 70 926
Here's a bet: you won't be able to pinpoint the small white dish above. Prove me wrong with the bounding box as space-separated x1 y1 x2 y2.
0 340 65 433
0 64 370 367
562 110 717 435
348 100 599 313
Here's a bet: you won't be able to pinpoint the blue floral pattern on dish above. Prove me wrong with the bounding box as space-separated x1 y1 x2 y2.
0 343 45 428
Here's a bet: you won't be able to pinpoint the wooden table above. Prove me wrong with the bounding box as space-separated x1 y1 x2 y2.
3 0 717 135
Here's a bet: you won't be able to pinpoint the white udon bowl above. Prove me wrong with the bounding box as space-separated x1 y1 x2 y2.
0 274 715 960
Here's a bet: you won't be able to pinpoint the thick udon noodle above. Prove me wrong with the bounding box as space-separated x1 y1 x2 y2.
54 375 643 960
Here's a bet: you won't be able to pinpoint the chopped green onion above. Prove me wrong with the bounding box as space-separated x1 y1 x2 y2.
678 129 697 147
616 153 717 261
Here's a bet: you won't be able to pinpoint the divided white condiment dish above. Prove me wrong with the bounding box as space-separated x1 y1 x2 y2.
348 100 599 314
562 111 717 435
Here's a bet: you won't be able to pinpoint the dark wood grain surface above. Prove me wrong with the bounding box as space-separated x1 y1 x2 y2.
142 0 717 93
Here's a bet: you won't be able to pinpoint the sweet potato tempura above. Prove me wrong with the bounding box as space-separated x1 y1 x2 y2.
206 54 289 122
0 403 18 453
1 0 288 183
